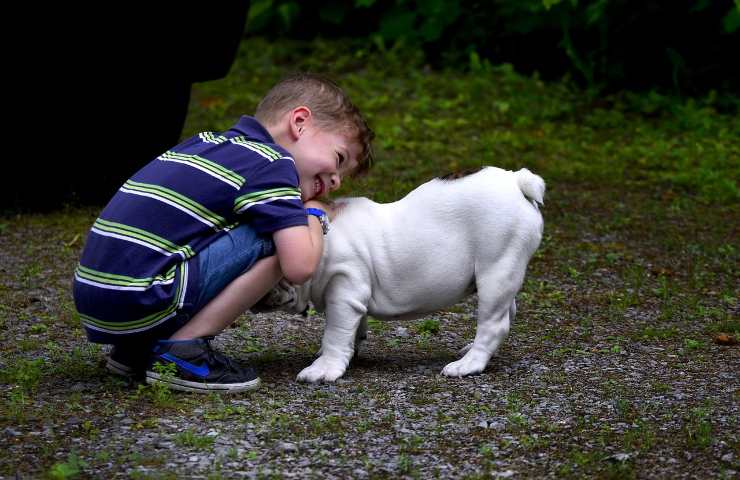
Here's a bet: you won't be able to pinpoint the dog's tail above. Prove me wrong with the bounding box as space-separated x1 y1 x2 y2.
514 168 545 208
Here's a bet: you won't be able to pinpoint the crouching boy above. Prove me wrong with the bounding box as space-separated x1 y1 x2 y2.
73 73 373 392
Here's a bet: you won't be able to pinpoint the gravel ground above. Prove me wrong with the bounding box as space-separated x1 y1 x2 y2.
1 186 738 479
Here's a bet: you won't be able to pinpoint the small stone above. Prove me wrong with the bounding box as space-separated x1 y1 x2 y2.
608 453 631 462
395 327 409 337
66 416 81 425
721 453 733 463
493 470 515 478
489 421 506 431
276 442 298 453
188 455 199 462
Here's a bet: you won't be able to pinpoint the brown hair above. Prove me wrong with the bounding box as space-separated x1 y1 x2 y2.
255 73 374 175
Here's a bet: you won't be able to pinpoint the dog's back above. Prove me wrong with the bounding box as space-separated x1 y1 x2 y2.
318 166 545 318
414 167 545 254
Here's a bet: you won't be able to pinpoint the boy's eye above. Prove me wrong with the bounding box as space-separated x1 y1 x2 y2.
337 153 345 167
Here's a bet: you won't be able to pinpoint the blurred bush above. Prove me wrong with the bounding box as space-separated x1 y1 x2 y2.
245 0 739 101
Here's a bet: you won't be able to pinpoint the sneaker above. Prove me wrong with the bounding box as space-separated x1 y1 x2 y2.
145 337 260 393
106 345 150 379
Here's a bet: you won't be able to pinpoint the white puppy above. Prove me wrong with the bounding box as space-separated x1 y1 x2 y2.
257 166 545 382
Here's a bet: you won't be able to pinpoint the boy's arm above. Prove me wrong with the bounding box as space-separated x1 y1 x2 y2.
272 201 326 285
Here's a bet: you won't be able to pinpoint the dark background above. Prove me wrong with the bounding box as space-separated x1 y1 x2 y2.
6 0 737 212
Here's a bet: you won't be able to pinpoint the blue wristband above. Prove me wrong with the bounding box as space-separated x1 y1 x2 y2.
305 207 326 218
306 208 330 235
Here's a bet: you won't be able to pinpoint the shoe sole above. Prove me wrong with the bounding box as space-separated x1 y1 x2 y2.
106 356 135 377
145 371 261 393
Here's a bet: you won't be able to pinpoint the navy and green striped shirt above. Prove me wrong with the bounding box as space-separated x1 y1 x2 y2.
73 116 307 343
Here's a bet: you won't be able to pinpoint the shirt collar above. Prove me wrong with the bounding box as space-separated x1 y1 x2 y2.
229 116 274 143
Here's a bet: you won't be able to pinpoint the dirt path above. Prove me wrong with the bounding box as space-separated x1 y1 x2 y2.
1 186 737 479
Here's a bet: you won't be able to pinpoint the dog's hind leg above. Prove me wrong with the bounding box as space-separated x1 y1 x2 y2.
458 298 516 356
442 260 524 377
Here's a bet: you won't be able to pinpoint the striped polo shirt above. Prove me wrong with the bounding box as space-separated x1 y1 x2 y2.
73 116 307 343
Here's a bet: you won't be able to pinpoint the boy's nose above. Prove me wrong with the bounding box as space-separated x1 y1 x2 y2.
329 173 341 191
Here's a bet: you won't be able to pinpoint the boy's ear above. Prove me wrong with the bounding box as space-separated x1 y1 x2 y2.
289 106 312 140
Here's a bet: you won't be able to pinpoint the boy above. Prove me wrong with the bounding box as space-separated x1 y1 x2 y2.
73 73 373 393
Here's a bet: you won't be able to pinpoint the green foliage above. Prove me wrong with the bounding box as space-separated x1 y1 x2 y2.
415 319 441 335
684 407 713 449
186 37 738 205
243 0 739 96
174 429 215 449
48 452 87 479
134 361 177 407
723 1 740 32
2 357 45 392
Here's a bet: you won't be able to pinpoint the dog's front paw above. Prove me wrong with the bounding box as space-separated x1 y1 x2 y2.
297 356 347 383
441 350 489 377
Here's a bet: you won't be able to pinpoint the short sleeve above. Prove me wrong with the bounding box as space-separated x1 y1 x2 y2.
233 158 308 234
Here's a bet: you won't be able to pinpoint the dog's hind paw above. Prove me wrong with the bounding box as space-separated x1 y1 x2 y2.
297 356 347 383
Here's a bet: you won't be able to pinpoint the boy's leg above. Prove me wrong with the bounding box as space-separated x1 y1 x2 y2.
146 224 284 393
170 255 281 340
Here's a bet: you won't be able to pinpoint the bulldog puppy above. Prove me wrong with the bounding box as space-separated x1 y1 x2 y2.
258 166 545 382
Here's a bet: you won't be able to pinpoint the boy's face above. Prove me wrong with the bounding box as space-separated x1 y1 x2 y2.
290 125 361 202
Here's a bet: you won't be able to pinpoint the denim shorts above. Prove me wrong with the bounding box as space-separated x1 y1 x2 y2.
112 224 274 347
190 223 276 313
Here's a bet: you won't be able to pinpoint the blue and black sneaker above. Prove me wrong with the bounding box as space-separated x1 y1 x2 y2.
106 344 150 380
146 337 260 393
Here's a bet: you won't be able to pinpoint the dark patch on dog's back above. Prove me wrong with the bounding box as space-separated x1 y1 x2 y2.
438 166 484 181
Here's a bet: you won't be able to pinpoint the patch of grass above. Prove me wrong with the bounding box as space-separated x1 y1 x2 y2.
174 430 215 449
204 397 248 421
707 319 740 336
308 414 345 436
1 357 46 422
49 344 102 380
133 361 178 408
48 451 87 480
2 357 45 391
366 316 387 333
638 326 680 340
414 319 441 336
684 406 713 449
683 338 705 351
397 453 414 475
622 421 656 452
652 381 671 394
